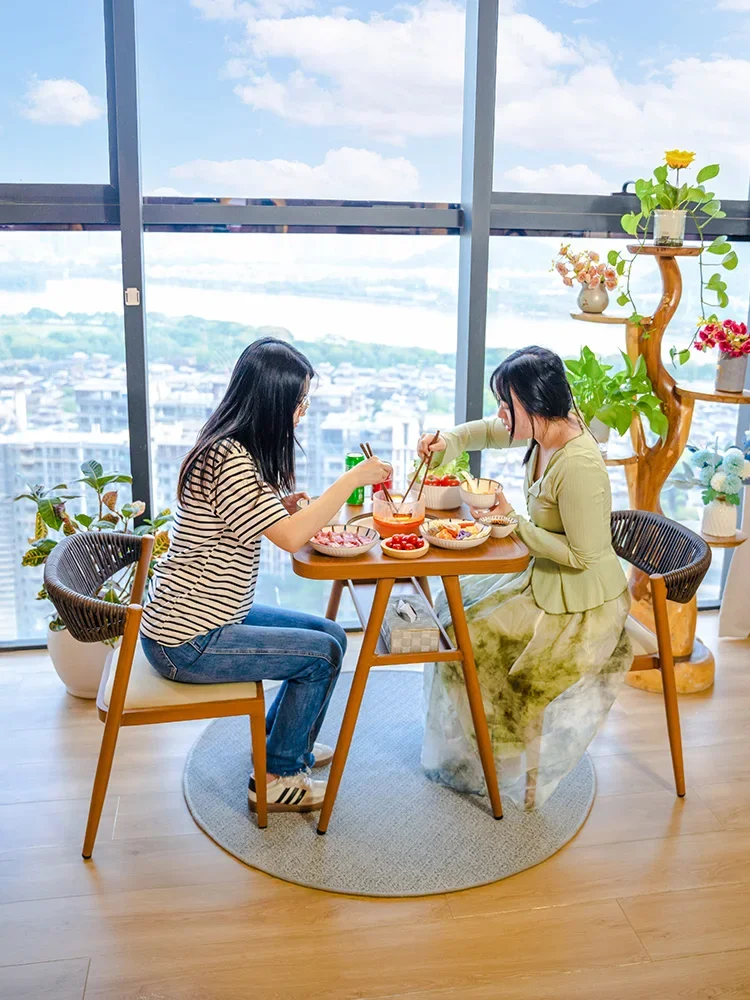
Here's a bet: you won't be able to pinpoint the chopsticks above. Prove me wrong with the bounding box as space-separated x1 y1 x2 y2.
360 442 395 506
404 430 441 507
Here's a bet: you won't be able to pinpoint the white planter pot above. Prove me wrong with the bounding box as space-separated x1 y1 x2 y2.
46 626 114 699
589 417 611 446
653 209 687 248
701 499 737 539
715 353 748 393
577 284 609 314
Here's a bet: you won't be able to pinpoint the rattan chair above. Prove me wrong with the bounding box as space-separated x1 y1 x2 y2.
44 531 268 859
613 509 712 798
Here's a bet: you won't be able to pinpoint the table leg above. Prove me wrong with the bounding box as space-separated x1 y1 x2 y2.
325 580 344 621
317 577 394 834
415 577 433 605
442 575 503 820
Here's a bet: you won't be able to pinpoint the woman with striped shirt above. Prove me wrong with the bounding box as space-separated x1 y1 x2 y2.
141 338 391 814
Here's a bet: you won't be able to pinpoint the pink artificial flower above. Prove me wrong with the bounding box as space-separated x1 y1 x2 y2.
589 252 600 262
589 274 602 288
556 262 568 276
563 275 574 287
605 276 618 290
577 271 588 284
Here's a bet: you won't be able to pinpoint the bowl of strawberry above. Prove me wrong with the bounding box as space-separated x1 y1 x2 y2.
381 533 430 559
421 474 462 510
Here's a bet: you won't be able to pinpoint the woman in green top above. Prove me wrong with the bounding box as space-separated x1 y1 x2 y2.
418 346 633 809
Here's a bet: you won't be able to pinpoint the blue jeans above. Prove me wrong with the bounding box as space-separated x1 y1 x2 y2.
140 604 346 776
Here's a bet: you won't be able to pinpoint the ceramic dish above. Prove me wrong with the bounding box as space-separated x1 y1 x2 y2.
346 512 378 533
309 524 379 558
475 513 518 538
459 478 501 510
296 496 319 510
380 538 430 559
420 518 491 550
421 483 463 510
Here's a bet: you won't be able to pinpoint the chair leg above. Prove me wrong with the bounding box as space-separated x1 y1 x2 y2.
82 712 123 859
249 699 268 829
651 575 686 797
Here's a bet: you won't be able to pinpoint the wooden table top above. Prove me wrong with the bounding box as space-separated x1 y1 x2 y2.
291 503 530 581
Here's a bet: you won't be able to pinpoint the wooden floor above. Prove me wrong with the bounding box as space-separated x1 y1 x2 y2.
1 611 750 999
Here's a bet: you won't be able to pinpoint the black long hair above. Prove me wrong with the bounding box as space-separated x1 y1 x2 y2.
489 346 575 464
178 337 315 502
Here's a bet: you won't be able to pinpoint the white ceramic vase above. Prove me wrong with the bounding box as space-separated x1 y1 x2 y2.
46 625 114 699
715 353 748 394
577 284 609 314
653 209 687 248
701 499 737 539
589 417 611 446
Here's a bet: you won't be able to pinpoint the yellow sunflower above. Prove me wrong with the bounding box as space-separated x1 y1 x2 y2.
665 149 695 170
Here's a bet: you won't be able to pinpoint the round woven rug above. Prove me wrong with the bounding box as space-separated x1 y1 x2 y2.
183 670 595 897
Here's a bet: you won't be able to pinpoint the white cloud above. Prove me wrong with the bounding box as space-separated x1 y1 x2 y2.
229 1 578 144
191 0 313 20
167 147 421 199
500 163 614 194
716 0 750 9
560 0 599 7
20 78 103 126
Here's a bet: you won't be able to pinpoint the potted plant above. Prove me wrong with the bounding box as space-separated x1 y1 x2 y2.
670 445 749 538
693 318 750 393
14 460 172 698
608 150 737 366
564 346 668 447
552 245 619 315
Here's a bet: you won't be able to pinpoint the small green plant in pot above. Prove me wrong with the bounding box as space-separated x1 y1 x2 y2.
565 346 668 445
14 460 172 698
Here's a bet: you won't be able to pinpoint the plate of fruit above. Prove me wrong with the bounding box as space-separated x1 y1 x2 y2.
309 524 379 558
380 533 430 559
421 474 462 510
421 518 491 550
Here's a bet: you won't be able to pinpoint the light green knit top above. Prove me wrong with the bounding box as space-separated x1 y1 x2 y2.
438 417 628 614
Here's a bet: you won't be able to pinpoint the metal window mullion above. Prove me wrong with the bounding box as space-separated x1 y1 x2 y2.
455 0 499 477
106 0 152 517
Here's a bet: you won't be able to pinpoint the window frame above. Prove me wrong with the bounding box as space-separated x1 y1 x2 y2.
1 0 745 646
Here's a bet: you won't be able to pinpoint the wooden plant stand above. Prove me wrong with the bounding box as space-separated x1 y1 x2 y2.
620 246 750 693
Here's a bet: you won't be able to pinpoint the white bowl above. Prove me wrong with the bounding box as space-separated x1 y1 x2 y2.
420 519 491 550
459 478 501 510
421 483 463 510
476 514 518 538
296 496 319 510
309 524 379 558
380 538 430 559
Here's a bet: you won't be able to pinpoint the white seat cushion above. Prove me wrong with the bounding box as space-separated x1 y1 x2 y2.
625 615 659 657
102 642 259 711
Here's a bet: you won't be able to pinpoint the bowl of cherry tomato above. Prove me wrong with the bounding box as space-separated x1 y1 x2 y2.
421 474 463 511
380 534 430 559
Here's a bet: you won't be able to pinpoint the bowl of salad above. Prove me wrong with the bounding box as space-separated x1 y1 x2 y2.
420 518 491 550
421 474 462 510
309 524 379 558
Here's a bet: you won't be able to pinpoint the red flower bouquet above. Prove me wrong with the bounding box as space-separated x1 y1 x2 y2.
694 319 750 358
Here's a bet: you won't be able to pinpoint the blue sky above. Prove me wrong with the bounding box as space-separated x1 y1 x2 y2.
4 0 750 199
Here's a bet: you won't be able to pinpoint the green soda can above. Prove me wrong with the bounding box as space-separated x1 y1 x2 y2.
345 452 365 505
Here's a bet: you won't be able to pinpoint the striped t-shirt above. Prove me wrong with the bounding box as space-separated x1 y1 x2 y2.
141 438 289 646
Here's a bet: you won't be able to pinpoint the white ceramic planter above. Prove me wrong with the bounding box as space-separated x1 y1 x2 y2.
589 417 611 445
701 499 737 539
46 626 114 699
577 284 609 314
715 353 748 393
654 209 686 247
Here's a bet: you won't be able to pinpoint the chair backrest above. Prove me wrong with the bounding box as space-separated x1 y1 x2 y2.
43 532 146 644
611 509 711 604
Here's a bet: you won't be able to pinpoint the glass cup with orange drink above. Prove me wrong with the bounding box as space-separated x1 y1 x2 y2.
372 490 426 538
